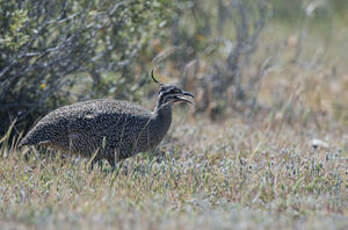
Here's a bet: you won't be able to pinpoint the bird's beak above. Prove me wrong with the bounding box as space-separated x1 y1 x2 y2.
174 91 195 104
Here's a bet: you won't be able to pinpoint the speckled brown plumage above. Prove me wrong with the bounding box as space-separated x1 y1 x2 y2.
19 79 194 167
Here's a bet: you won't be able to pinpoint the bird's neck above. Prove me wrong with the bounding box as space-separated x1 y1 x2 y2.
153 103 172 122
151 103 172 135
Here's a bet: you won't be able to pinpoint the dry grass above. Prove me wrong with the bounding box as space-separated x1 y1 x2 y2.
0 110 347 229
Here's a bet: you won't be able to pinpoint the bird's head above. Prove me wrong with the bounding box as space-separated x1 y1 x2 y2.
151 69 195 109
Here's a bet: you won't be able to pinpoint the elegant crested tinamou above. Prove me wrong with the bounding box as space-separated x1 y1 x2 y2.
19 70 194 167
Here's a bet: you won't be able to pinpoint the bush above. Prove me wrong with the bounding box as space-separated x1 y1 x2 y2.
165 0 271 118
0 0 183 136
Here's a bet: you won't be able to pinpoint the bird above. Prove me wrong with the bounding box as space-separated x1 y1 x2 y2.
19 70 194 168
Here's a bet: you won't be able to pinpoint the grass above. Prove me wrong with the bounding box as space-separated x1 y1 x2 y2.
0 112 347 229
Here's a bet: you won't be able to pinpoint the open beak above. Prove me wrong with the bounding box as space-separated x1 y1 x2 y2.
174 91 195 104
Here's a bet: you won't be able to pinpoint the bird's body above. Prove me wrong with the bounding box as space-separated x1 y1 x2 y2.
19 71 194 167
20 99 172 166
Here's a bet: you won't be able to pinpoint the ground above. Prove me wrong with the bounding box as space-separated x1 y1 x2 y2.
0 112 346 229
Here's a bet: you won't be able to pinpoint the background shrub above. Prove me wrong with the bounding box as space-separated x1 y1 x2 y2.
0 0 186 135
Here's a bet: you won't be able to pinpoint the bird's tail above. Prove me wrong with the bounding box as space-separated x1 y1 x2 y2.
18 136 32 148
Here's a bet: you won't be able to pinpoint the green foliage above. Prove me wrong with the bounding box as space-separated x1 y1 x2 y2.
0 0 187 136
0 8 29 49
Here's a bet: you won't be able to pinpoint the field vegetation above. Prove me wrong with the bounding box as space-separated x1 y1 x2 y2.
0 0 347 229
